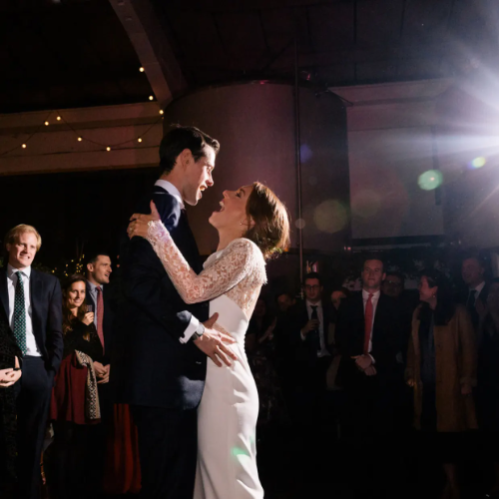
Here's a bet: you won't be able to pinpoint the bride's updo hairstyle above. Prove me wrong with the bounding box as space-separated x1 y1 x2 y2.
244 182 290 260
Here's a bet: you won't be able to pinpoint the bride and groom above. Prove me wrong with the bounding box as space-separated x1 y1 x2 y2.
113 126 289 499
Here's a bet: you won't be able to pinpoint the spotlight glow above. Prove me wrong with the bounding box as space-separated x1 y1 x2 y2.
137 138 142 143
139 67 145 72
56 116 61 121
21 144 27 149
418 170 443 191
149 95 154 101
106 146 111 151
77 137 82 142
44 121 49 126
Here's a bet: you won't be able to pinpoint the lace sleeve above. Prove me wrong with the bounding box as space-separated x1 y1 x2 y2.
146 220 258 304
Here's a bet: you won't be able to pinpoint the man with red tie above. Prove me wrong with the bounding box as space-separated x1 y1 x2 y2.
336 257 402 437
85 252 114 493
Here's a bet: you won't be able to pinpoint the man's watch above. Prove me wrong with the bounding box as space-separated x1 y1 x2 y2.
192 323 205 341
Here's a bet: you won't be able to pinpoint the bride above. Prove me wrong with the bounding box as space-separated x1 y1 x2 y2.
127 181 289 499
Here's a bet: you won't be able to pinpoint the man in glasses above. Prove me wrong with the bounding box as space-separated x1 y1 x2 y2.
291 273 335 430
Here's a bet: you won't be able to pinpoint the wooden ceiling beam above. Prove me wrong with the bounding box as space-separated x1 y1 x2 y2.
108 0 187 106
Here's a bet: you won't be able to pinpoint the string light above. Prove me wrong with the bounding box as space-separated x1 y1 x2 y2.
139 67 145 72
1 105 164 156
149 95 154 101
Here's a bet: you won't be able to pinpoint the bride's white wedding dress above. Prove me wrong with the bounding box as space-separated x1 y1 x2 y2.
146 220 266 499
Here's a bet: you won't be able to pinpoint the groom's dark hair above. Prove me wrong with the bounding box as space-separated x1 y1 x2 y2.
159 125 220 175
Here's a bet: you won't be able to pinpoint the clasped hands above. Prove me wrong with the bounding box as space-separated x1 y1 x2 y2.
93 361 110 384
351 354 377 376
0 356 22 388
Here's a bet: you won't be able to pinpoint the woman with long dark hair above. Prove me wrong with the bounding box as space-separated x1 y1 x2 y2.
0 306 22 496
407 269 477 498
47 274 103 498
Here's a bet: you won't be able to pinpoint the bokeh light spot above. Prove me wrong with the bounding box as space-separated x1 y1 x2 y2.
418 170 443 191
295 218 306 230
470 156 486 169
300 144 313 163
313 200 348 234
352 190 381 218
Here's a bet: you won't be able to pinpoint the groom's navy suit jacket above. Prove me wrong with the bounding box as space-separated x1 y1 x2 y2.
112 185 209 410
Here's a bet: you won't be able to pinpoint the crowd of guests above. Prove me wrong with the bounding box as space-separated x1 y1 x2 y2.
0 220 497 499
246 256 499 498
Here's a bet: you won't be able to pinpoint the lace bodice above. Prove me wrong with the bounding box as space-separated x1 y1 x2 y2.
146 220 267 320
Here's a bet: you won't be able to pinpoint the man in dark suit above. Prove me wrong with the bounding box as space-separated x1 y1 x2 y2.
0 224 63 498
84 251 114 494
336 257 401 437
336 258 404 497
287 273 335 427
113 126 236 499
459 254 490 330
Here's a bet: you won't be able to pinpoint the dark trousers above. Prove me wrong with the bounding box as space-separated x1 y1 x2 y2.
14 357 53 499
131 405 198 499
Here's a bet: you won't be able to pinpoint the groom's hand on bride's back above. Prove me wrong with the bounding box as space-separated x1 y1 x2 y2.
194 313 238 367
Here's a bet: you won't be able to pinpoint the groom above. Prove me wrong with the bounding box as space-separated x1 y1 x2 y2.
113 126 236 499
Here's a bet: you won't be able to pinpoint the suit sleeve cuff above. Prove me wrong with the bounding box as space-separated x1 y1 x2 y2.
179 315 200 344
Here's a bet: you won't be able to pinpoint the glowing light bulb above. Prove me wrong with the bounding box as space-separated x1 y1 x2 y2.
139 67 145 72
56 116 61 121
22 144 27 149
137 138 143 143
159 110 164 115
149 95 154 101
106 146 111 152
77 137 82 142
44 121 49 126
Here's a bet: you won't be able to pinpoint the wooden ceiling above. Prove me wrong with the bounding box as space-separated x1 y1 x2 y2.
0 0 497 113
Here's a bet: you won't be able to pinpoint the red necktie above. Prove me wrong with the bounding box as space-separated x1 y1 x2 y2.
96 287 105 353
364 293 374 354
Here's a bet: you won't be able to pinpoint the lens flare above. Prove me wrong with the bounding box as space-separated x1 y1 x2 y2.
313 200 348 234
470 156 486 169
418 170 443 191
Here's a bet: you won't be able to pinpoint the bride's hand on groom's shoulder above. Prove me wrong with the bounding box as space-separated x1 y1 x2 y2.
128 201 161 239
194 313 238 368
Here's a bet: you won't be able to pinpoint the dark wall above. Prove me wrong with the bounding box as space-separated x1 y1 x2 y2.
0 167 158 268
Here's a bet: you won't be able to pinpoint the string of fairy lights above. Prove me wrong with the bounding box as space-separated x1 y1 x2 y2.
0 67 165 157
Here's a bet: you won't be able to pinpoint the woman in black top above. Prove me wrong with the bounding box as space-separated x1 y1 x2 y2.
0 305 22 494
47 274 103 498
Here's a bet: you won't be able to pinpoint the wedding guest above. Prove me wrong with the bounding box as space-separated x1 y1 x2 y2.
0 305 22 497
246 298 285 426
330 287 349 311
0 224 63 498
48 275 103 499
459 254 490 330
276 292 296 313
84 252 115 493
336 258 401 436
407 269 477 499
475 279 499 497
292 273 335 427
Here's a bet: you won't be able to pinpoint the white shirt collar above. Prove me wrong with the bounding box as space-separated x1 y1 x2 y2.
87 280 103 293
306 300 322 309
7 263 31 279
155 179 185 209
362 289 380 300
